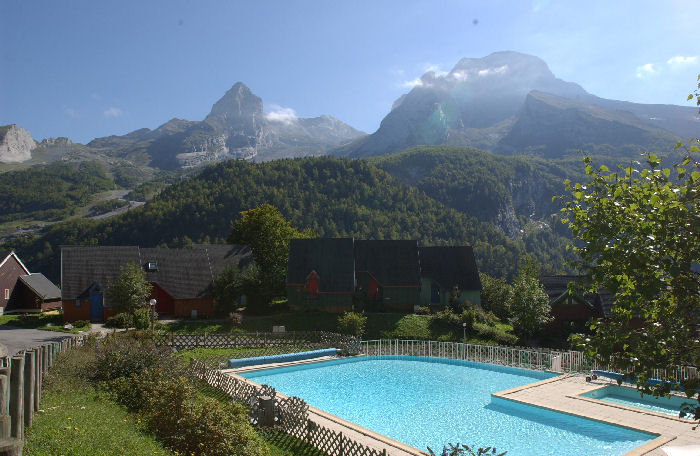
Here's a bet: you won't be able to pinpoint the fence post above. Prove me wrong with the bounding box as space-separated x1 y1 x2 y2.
23 350 35 428
258 395 275 427
34 347 41 412
9 356 24 439
0 367 10 437
339 431 343 456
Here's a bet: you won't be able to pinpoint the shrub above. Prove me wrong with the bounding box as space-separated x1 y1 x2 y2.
459 308 476 332
473 306 500 326
225 312 243 327
72 319 90 328
433 307 461 328
133 307 151 330
93 333 175 381
337 311 367 338
416 306 431 315
474 323 518 346
105 312 133 329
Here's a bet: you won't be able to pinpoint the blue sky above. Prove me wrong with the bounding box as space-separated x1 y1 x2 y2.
1 0 699 144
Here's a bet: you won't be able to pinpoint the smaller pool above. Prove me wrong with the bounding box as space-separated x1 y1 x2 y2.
581 385 691 417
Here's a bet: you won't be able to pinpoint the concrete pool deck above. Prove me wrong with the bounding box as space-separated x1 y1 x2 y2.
225 359 700 456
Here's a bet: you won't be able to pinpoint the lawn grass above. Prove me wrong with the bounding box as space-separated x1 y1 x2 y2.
24 344 172 456
0 312 90 333
174 345 313 368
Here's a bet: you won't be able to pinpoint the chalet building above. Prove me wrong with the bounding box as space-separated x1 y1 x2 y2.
539 275 608 330
419 246 482 310
286 239 481 313
61 244 252 322
0 250 61 315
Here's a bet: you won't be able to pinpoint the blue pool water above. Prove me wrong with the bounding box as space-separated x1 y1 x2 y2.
240 356 656 455
581 385 692 417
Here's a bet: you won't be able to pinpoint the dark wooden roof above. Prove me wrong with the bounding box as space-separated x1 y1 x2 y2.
354 240 420 287
18 273 61 300
286 238 355 292
419 246 482 291
539 275 598 310
61 245 252 300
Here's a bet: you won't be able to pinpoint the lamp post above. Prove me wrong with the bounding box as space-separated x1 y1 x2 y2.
149 298 157 331
462 322 467 343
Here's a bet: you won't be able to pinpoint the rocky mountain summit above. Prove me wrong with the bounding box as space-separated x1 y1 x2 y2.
340 51 696 159
0 124 36 163
88 82 365 169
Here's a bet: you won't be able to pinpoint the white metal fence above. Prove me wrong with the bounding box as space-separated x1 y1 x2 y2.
359 339 699 380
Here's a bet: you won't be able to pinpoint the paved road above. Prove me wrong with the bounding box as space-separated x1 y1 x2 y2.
0 325 74 356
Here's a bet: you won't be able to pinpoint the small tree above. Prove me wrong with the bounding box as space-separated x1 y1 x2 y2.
212 264 242 315
105 262 152 314
479 272 513 321
508 262 552 343
448 285 461 313
337 311 367 339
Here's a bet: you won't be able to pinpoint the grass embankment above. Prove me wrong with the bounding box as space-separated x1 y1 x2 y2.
24 343 171 455
0 312 90 333
25 337 327 455
164 311 517 345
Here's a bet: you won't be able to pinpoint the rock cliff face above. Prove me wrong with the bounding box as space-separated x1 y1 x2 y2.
339 51 695 159
87 82 364 169
0 124 36 163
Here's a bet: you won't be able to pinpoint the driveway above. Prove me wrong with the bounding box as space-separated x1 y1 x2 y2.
0 325 74 356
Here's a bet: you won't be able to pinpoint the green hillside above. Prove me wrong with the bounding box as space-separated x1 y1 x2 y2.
5 152 578 282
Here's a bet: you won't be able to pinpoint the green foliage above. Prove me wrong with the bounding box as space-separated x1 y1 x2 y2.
562 152 700 414
104 312 133 329
8 154 563 283
133 307 151 330
336 311 367 338
105 262 152 314
428 442 507 456
0 161 116 222
473 323 519 345
93 332 175 381
416 306 431 315
228 204 315 303
212 264 243 315
480 273 514 321
87 198 128 216
508 261 552 341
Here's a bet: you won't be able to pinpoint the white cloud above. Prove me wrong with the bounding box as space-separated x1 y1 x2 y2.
450 70 469 82
635 63 656 78
478 65 508 77
103 107 125 118
265 105 297 124
667 55 697 66
422 63 448 77
400 77 426 88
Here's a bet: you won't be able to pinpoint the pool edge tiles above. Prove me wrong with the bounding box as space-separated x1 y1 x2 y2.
577 384 696 422
488 395 670 456
238 356 664 455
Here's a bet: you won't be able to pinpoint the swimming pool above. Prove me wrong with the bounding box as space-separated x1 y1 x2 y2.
581 384 691 418
240 356 656 455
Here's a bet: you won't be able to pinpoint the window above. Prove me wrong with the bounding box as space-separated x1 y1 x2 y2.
75 299 81 308
4 289 8 300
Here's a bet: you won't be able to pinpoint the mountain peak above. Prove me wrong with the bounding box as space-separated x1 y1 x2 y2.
204 82 263 131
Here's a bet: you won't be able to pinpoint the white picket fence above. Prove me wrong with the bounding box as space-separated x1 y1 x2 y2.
359 339 699 380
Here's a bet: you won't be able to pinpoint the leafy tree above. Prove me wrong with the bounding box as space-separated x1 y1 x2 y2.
508 261 552 342
337 311 367 338
212 264 242 315
562 152 700 419
479 272 513 320
227 204 315 303
105 262 152 314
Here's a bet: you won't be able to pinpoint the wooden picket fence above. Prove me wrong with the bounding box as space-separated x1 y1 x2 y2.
189 359 387 456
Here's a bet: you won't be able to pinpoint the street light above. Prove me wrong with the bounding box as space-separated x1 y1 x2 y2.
462 322 467 343
149 298 157 331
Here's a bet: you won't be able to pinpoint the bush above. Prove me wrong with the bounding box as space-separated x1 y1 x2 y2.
225 312 243 327
459 308 475 332
105 312 133 329
337 311 367 338
474 323 518 346
133 307 151 330
433 307 461 328
416 306 431 315
473 306 500 326
93 333 175 381
72 319 90 328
